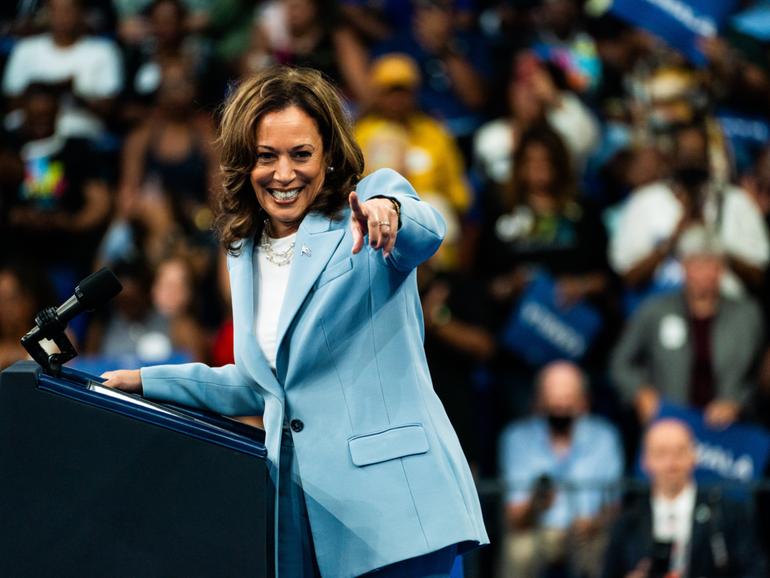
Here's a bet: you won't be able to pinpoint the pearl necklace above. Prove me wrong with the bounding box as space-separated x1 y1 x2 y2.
259 221 295 266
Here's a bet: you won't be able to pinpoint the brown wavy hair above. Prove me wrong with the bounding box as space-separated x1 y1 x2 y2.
215 66 365 255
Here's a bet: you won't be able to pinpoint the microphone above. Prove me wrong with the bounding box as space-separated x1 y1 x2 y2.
21 268 122 372
53 268 123 331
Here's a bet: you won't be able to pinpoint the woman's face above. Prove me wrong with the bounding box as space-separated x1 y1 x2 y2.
250 106 326 237
285 0 317 35
520 142 554 192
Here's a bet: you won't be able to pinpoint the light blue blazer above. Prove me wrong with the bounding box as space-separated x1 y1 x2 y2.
140 169 489 577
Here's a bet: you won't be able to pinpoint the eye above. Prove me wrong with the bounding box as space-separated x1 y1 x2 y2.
256 151 275 162
292 150 312 160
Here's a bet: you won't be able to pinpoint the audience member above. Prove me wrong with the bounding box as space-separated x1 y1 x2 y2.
150 255 207 361
0 263 56 369
480 125 609 316
85 258 202 364
121 0 219 117
2 0 123 139
372 0 489 151
97 60 218 274
0 83 112 285
609 122 769 301
611 226 764 429
529 0 602 96
115 0 211 46
498 361 623 578
119 59 218 223
355 53 472 269
474 51 599 187
245 0 369 102
602 418 766 578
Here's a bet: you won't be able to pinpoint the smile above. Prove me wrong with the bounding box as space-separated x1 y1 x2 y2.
268 187 302 202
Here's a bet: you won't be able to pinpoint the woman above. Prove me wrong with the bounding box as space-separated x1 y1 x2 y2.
243 0 370 103
480 124 609 304
478 125 612 425
102 67 488 577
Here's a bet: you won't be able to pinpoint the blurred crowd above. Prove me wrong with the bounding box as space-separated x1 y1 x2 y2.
2 0 770 576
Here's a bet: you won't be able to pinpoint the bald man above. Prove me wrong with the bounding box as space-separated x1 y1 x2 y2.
498 361 623 578
602 419 765 578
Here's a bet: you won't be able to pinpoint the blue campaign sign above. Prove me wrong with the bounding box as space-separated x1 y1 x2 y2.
500 272 602 366
639 403 770 484
718 110 770 175
610 0 739 64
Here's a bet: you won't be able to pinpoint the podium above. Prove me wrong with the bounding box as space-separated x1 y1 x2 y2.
0 361 273 578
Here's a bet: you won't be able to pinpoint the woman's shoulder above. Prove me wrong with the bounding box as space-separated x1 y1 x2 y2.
355 168 414 198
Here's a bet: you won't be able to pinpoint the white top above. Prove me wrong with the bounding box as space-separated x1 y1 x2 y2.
2 34 123 99
651 483 697 573
254 232 296 370
2 33 123 139
472 92 599 185
609 181 770 296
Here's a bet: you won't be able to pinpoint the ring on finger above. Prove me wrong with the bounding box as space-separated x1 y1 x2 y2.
377 220 391 228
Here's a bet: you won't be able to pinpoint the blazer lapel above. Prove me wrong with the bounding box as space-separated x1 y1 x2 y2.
229 237 283 399
274 212 345 373
688 491 716 575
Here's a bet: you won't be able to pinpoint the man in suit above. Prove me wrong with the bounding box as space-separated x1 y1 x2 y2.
602 418 765 578
610 225 764 429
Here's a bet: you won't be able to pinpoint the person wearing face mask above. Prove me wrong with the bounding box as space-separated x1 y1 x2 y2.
498 361 624 578
609 122 769 311
100 67 488 578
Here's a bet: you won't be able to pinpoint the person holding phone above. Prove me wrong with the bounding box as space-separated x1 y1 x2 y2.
601 419 765 578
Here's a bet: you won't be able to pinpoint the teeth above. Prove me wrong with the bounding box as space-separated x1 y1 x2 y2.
269 188 301 201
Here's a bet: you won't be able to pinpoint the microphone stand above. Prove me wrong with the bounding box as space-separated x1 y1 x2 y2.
21 306 78 377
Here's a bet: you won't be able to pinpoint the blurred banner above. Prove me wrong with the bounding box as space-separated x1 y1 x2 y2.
717 109 770 175
500 272 602 366
610 0 739 64
731 2 770 41
641 402 770 484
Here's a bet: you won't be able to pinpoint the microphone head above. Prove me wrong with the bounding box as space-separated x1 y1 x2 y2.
75 268 123 310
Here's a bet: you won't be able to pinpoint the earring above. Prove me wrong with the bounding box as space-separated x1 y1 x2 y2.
326 166 334 173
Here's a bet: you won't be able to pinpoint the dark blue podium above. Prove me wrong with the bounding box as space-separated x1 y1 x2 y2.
0 361 272 578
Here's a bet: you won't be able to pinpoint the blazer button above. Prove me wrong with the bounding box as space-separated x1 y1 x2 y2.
290 419 304 433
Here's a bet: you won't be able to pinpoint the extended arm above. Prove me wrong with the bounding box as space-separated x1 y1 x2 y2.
103 362 264 417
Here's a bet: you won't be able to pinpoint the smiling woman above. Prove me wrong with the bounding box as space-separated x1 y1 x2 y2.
215 67 366 253
250 106 327 237
101 66 488 578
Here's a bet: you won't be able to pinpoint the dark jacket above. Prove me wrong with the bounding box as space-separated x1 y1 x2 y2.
602 488 765 578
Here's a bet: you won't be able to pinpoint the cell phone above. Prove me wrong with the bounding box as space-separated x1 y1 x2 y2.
649 540 672 578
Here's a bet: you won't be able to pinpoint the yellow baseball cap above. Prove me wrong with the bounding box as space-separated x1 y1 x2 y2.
370 53 421 89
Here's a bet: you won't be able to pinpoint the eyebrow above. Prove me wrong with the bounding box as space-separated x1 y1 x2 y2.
256 144 316 151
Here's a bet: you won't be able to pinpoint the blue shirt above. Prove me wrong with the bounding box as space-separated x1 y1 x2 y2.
499 415 623 529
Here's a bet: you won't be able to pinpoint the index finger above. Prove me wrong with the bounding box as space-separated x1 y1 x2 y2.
348 191 366 222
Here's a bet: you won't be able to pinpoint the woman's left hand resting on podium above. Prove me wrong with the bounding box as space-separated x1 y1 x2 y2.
101 369 142 394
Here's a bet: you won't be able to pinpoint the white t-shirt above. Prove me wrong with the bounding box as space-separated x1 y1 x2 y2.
2 34 123 99
652 483 697 573
254 232 296 370
472 93 599 185
2 34 123 139
609 181 770 296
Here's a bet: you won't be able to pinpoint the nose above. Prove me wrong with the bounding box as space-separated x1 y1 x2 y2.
274 155 295 184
